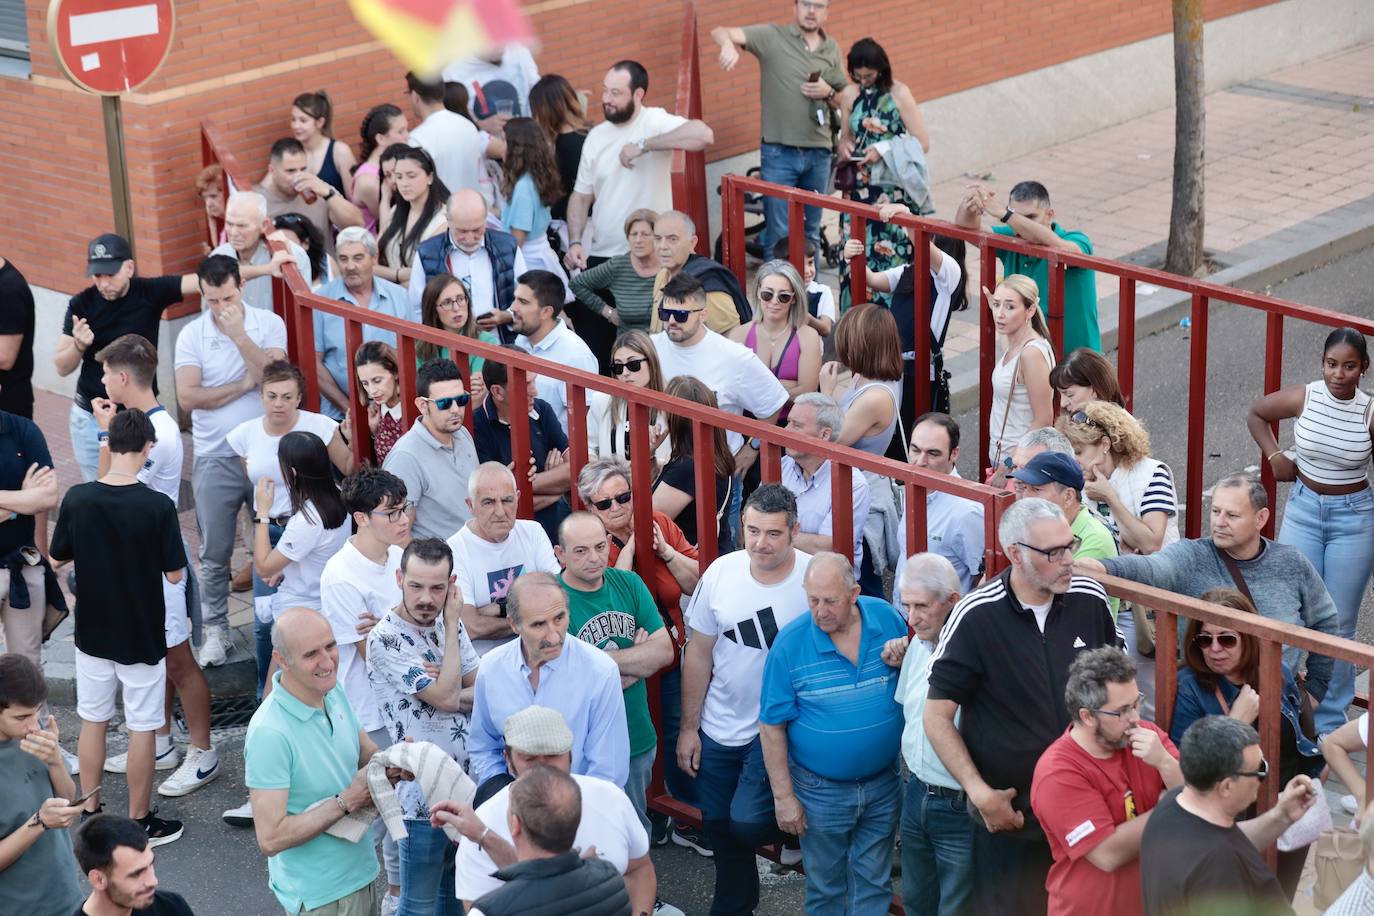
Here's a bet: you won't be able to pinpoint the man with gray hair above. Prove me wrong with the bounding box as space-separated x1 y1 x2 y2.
646 210 747 333
1139 715 1319 915
925 497 1118 915
1030 647 1181 915
210 190 310 310
780 391 870 570
1009 425 1075 476
314 225 417 419
1077 472 1337 705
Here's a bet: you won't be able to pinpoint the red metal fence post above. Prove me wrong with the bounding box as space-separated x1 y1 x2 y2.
1185 294 1209 539
1260 313 1284 539
1117 277 1136 412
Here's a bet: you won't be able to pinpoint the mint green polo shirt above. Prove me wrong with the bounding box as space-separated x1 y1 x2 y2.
1072 508 1120 619
993 223 1101 355
244 672 379 912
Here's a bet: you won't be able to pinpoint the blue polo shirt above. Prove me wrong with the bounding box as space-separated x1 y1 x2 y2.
244 672 378 912
314 275 416 419
759 596 907 781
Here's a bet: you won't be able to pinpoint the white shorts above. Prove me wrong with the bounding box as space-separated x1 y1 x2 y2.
74 648 167 731
164 572 189 649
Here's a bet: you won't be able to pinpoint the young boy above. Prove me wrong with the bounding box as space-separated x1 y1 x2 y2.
772 236 835 336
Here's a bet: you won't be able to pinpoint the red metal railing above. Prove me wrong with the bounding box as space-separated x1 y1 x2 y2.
669 1 710 256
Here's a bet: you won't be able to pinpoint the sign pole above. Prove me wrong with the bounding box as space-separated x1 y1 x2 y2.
100 95 135 259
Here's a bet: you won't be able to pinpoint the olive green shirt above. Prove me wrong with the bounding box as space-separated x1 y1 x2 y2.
742 23 845 149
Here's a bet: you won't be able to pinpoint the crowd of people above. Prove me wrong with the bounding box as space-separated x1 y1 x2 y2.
2 3 1374 915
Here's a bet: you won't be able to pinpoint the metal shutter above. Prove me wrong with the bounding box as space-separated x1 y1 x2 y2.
0 0 29 60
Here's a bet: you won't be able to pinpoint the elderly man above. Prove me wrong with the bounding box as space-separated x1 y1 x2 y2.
678 484 811 915
409 189 526 342
897 413 985 593
1140 716 1319 915
243 607 408 915
468 572 629 793
780 392 870 566
556 512 673 831
759 552 906 914
436 706 655 914
210 191 309 309
511 269 598 432
925 497 1118 916
1009 426 1075 475
448 461 560 657
382 359 480 541
1031 648 1182 916
1077 472 1337 702
312 226 415 419
258 137 364 257
646 211 746 334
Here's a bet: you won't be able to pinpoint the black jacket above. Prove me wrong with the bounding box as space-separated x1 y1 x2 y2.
926 568 1120 838
472 850 631 916
681 254 752 323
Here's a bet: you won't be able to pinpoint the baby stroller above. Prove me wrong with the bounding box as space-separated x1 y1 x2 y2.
713 163 846 268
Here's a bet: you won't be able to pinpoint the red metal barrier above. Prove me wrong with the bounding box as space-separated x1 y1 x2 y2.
670 1 710 256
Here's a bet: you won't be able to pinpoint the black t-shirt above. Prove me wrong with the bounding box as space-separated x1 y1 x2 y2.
0 259 36 417
63 275 183 403
551 130 587 222
472 397 570 535
75 890 195 916
50 481 186 665
1140 788 1291 916
654 457 728 547
0 411 52 556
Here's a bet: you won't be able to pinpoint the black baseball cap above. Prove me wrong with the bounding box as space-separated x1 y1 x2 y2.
1010 451 1085 491
87 234 132 276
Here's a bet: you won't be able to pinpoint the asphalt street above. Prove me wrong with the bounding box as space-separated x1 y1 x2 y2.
42 243 1374 916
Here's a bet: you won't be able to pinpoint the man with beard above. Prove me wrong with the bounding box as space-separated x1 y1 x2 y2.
367 537 480 915
73 815 195 915
564 61 714 363
1030 648 1181 916
924 497 1119 916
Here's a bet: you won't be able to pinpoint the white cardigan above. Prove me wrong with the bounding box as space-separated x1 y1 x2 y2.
585 390 672 467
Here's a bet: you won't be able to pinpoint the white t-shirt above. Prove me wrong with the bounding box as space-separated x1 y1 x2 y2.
447 521 560 655
440 45 539 118
320 541 403 733
515 319 599 432
881 251 963 375
454 773 648 902
410 109 481 195
273 499 350 614
173 308 288 457
574 106 687 257
366 609 480 816
140 406 184 503
225 412 338 517
685 548 811 746
651 330 789 453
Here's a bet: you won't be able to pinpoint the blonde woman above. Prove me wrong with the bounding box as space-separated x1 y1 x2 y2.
729 259 822 421
987 274 1055 478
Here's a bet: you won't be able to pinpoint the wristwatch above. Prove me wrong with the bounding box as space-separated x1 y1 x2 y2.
324 186 336 201
999 207 1014 224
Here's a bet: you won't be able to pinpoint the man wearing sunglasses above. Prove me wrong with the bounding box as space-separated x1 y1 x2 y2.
646 211 748 334
1140 715 1319 915
1030 648 1181 916
924 497 1119 915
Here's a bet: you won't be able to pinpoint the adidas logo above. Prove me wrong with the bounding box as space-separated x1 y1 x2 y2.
1072 637 1086 649
722 608 780 650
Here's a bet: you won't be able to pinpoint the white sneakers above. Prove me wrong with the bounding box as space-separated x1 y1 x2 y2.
158 745 220 797
198 626 230 667
105 742 180 774
222 798 254 827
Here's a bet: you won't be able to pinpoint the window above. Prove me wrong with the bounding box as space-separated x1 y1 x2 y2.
0 0 28 60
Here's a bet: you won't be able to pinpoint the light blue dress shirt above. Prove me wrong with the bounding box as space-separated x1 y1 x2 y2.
313 275 417 419
894 638 961 791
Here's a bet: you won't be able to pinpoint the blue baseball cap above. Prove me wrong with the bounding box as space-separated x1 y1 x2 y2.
1010 451 1084 491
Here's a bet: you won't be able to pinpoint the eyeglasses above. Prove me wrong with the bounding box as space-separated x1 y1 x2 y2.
436 296 467 311
611 358 647 375
421 394 471 411
758 289 796 304
370 506 408 524
1194 632 1242 650
590 490 633 511
1232 758 1269 781
1093 693 1145 718
1070 410 1104 430
658 306 705 324
1015 537 1081 563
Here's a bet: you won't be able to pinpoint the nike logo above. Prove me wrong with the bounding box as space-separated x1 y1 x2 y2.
196 762 218 780
1073 637 1086 649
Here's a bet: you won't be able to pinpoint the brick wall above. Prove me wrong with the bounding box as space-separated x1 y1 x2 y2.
1 0 1276 295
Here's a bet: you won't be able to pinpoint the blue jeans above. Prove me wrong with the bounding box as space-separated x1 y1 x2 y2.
758 142 831 255
254 521 285 697
397 818 460 916
1278 479 1374 735
790 760 900 916
900 775 975 916
626 747 655 834
68 404 101 482
658 667 697 806
696 732 782 916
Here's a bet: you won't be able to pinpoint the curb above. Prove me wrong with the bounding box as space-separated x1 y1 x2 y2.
946 191 1374 412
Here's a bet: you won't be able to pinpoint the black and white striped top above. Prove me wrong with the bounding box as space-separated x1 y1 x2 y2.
1293 380 1374 487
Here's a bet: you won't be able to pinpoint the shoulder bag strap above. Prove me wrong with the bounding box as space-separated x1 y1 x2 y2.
990 345 1026 469
1216 543 1257 608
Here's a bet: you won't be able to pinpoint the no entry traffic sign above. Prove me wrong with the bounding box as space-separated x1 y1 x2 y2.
47 0 175 95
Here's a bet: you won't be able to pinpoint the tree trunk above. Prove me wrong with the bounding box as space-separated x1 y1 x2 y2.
1165 0 1206 277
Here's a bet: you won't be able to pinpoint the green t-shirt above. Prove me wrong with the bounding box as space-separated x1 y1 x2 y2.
993 223 1101 355
742 23 845 149
1072 507 1120 618
560 567 665 757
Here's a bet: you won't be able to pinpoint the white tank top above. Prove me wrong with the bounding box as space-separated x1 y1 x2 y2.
1292 379 1373 486
988 338 1055 465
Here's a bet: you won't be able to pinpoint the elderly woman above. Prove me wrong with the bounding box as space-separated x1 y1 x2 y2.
569 209 661 333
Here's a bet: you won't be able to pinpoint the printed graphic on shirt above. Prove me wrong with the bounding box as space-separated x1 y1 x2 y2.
487 565 524 600
1066 819 1096 847
1124 789 1137 820
576 611 637 648
722 607 780 650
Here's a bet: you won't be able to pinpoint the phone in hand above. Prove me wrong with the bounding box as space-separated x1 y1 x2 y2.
70 784 101 807
807 70 821 82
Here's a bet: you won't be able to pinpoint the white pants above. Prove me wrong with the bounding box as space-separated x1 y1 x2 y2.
75 649 167 731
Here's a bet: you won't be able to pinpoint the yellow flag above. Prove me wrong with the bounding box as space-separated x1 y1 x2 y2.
348 0 533 78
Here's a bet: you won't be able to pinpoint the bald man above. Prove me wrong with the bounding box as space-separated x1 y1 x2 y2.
409 189 528 344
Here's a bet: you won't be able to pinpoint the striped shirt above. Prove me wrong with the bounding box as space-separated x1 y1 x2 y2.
1098 457 1181 549
1293 379 1373 486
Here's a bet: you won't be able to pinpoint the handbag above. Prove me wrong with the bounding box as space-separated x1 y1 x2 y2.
1313 826 1365 909
833 159 858 194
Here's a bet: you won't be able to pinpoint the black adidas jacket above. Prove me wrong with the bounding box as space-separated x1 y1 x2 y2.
926 567 1120 839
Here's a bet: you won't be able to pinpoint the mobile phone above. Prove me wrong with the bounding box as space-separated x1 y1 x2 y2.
807 70 821 82
70 785 101 806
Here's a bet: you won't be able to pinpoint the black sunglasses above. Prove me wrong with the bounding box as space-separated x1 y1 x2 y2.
658 306 702 324
590 490 633 511
611 358 647 375
1232 758 1269 781
421 394 471 411
1194 632 1241 650
1070 410 1103 430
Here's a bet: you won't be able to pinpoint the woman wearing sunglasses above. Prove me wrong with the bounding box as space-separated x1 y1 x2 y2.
416 272 497 406
729 259 821 423
1171 587 1323 897
586 330 671 471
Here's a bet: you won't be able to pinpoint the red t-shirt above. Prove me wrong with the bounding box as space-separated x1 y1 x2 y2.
606 511 698 648
1030 721 1179 916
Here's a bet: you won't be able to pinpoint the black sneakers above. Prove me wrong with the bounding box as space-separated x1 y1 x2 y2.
671 822 714 858
138 810 184 847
